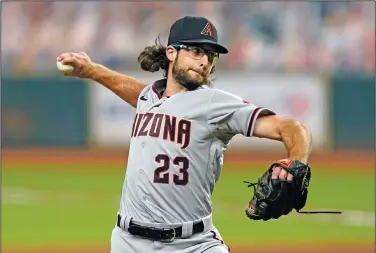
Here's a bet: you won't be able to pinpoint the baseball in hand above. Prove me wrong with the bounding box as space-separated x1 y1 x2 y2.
56 61 74 72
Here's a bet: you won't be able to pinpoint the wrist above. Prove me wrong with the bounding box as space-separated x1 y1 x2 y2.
87 63 103 81
278 158 308 166
291 158 308 164
292 156 308 164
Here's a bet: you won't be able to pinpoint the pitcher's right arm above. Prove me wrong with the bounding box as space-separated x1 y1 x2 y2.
89 64 145 108
57 52 145 108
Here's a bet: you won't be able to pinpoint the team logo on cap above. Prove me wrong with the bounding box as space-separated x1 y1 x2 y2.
201 22 214 37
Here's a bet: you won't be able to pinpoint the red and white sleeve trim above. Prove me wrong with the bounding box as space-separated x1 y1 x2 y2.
246 107 265 137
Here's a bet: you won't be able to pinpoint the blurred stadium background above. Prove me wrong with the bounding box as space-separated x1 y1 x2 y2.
2 2 375 253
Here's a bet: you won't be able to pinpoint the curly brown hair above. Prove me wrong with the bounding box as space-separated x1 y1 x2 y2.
137 35 216 77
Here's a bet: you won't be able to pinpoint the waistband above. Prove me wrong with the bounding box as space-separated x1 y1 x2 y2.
116 212 213 239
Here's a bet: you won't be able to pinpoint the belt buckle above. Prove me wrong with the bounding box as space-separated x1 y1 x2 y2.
161 227 176 242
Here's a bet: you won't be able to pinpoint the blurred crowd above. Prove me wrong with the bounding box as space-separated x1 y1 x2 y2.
2 1 375 75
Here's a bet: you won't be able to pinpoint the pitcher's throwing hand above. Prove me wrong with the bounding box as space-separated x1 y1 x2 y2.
57 52 95 78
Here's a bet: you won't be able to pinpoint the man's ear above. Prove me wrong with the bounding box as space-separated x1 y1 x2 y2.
166 46 177 62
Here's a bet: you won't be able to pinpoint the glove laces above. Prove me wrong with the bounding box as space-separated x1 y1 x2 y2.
243 180 261 192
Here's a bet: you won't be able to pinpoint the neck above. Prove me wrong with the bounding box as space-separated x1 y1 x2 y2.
163 73 187 97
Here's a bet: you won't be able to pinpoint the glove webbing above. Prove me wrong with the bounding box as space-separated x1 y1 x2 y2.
243 181 342 215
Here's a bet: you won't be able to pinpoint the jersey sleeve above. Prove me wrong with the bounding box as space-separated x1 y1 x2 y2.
135 84 154 111
207 89 275 140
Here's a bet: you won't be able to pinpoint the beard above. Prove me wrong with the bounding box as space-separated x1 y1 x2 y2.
172 57 212 91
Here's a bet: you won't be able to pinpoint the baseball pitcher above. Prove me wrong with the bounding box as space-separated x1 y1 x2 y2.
58 16 312 253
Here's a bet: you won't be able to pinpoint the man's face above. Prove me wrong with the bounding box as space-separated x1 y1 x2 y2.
171 44 218 90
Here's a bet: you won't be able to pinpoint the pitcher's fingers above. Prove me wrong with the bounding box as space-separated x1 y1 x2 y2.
74 64 85 74
71 52 84 58
57 52 74 61
60 56 79 65
271 166 281 179
278 169 288 180
287 173 293 182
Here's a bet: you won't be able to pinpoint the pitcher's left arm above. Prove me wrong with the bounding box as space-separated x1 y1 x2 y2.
245 114 313 221
253 114 312 164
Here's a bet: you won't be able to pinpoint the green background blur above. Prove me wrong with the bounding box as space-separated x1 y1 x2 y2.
2 162 374 251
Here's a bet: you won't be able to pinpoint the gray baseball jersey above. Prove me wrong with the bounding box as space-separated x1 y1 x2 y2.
117 78 275 224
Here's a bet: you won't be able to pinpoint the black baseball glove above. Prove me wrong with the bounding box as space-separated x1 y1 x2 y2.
244 159 311 221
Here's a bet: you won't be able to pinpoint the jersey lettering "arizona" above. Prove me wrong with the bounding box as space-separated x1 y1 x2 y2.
131 112 191 149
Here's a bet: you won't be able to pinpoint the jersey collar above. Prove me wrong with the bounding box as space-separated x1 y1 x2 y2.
152 79 167 99
152 78 211 99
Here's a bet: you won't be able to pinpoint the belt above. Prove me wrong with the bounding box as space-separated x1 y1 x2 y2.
117 214 204 241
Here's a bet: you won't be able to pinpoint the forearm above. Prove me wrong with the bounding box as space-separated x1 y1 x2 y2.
89 64 145 108
278 120 312 163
